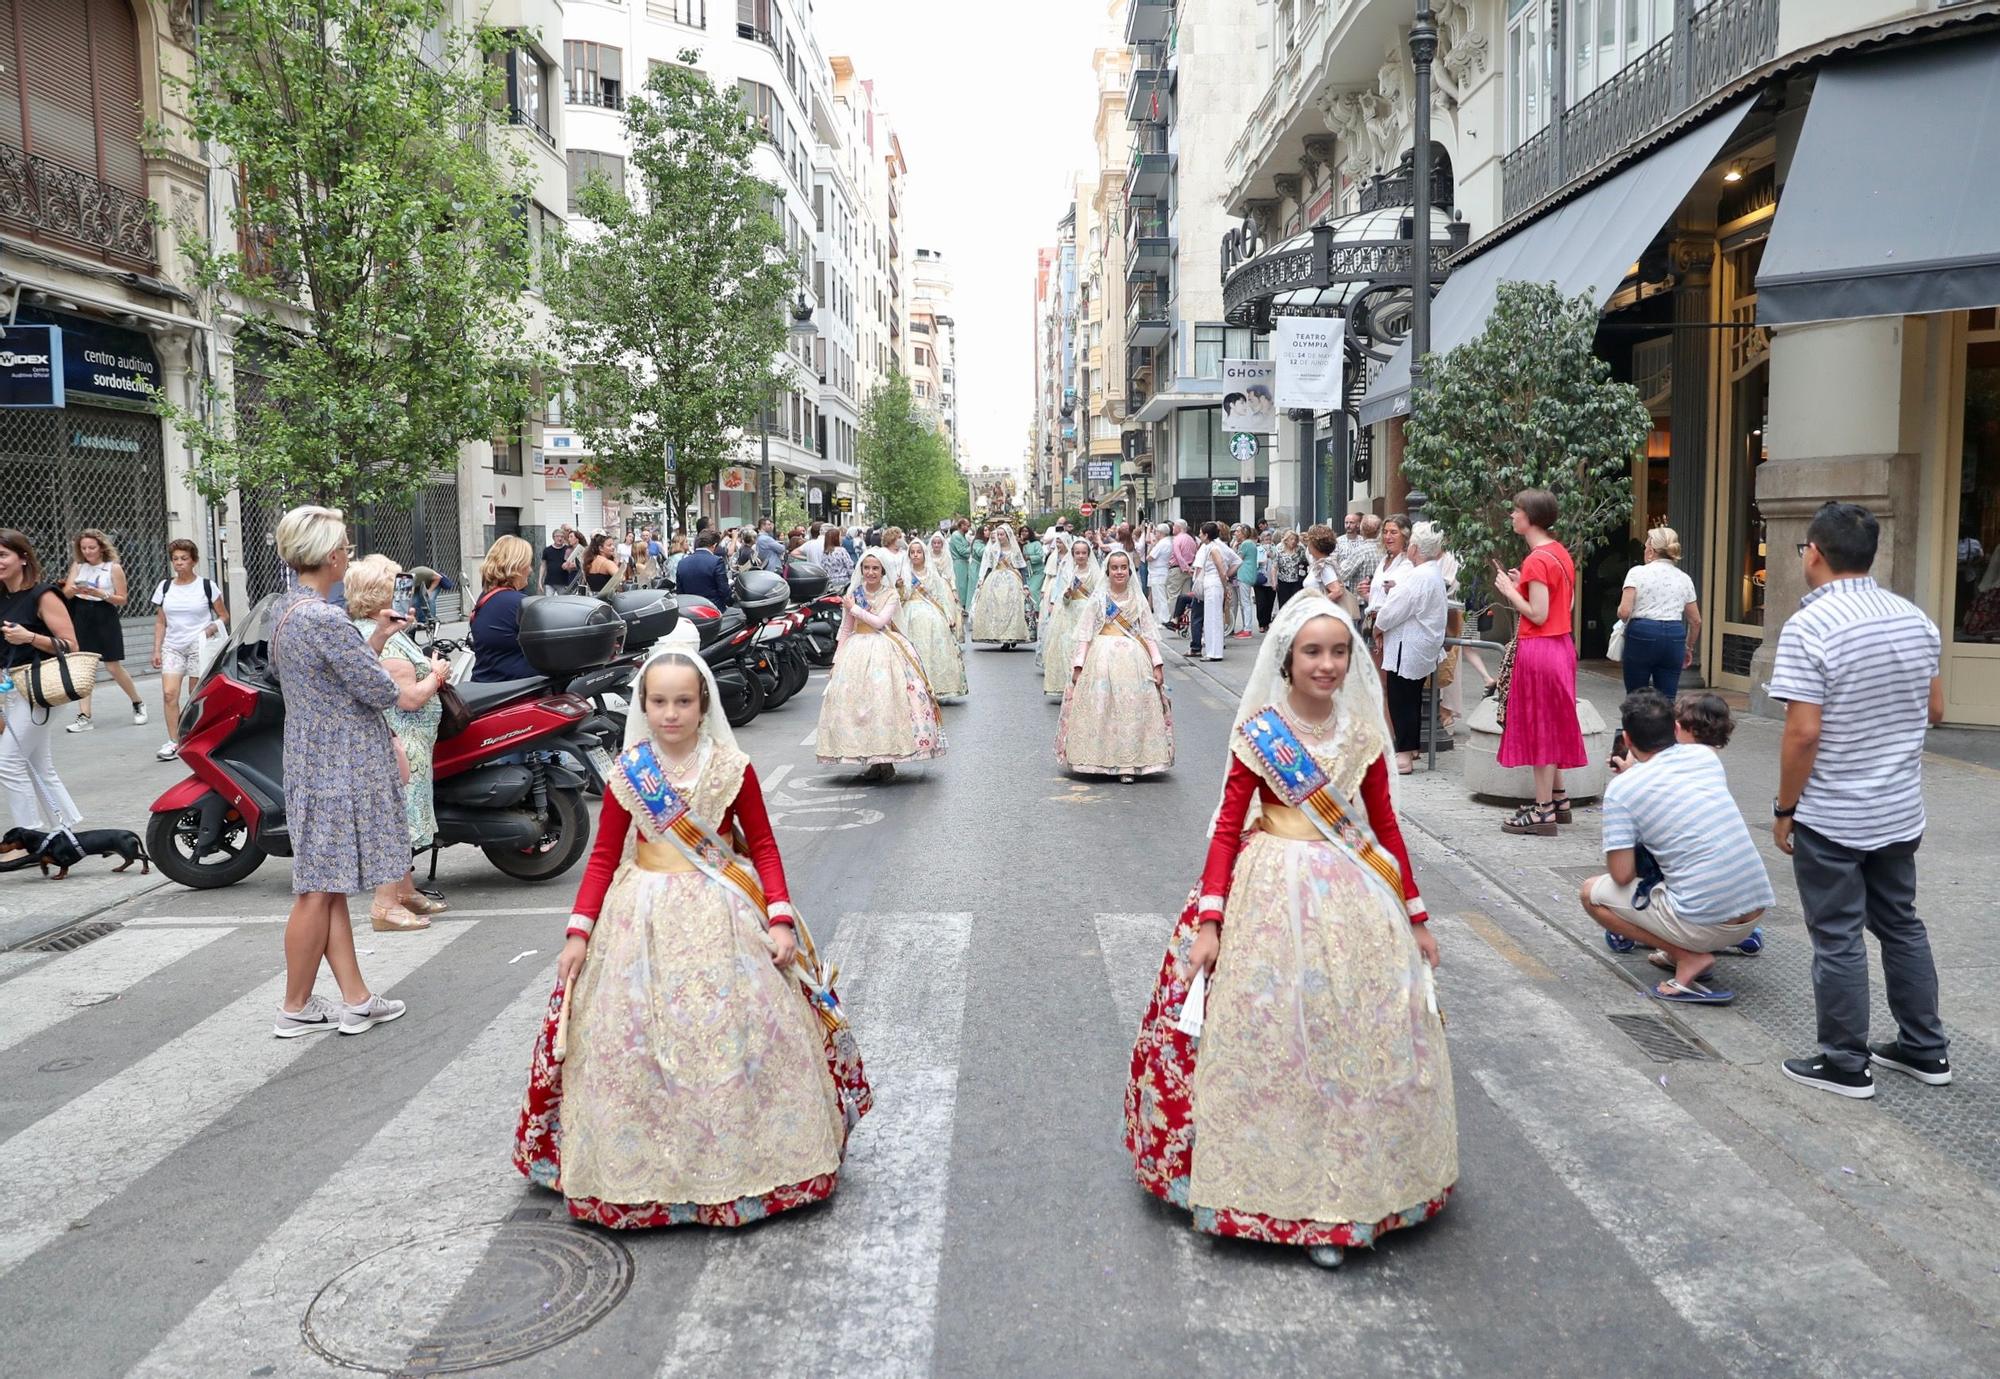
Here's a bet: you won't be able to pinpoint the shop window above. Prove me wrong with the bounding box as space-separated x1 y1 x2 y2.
1724 364 1768 626
1954 337 2000 643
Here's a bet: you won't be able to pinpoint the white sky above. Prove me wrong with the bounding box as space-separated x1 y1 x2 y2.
817 0 1110 481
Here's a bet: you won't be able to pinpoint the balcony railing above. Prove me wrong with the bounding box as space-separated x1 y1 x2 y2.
564 83 624 111
1127 280 1170 348
1124 0 1171 46
0 142 156 269
1499 0 1778 221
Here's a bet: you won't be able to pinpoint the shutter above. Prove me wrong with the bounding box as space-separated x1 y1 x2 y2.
18 1 95 172
0 0 19 147
88 0 146 192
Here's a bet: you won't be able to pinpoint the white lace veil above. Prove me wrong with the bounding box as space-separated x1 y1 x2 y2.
1090 554 1157 636
622 620 739 756
977 525 1023 581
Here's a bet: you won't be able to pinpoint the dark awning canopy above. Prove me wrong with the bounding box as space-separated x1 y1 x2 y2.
1757 33 2000 326
1359 99 1754 426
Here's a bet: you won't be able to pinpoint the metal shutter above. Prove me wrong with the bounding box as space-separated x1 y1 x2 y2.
87 0 145 193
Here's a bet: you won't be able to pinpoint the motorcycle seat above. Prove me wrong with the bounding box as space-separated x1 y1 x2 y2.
456 676 549 715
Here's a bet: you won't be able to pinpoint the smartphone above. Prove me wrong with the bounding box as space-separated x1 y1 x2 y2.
392 573 415 619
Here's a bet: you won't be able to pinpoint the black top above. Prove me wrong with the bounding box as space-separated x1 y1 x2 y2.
470 587 537 683
0 580 55 671
541 544 575 590
586 570 613 593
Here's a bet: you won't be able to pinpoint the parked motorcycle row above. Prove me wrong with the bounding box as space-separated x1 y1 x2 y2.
143 559 843 892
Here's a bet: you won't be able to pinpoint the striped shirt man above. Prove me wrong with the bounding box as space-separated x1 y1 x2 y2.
1601 745 1775 925
1767 576 1939 850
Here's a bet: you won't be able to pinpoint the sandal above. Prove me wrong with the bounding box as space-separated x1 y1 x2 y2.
1501 802 1558 837
1647 950 1716 985
1650 978 1733 1005
403 893 449 916
370 903 430 933
1551 790 1574 824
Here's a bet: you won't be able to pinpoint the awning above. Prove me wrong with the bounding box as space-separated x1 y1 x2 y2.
1758 34 2000 325
1359 99 1755 426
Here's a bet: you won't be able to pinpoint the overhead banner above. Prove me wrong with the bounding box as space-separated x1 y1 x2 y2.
1220 358 1276 434
1274 316 1344 412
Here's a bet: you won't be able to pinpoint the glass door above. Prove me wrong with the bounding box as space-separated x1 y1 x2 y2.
1710 239 1769 691
1942 311 2000 723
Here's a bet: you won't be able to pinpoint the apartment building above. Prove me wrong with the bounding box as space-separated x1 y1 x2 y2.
1031 245 1064 512
908 247 959 462
1081 35 1136 519
833 57 910 421
1209 0 2000 723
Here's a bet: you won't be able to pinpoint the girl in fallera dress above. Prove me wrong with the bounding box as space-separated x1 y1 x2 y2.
969 525 1031 648
1125 593 1456 1269
926 532 965 632
514 630 870 1228
897 541 970 699
815 548 946 781
1042 538 1102 698
1057 550 1173 782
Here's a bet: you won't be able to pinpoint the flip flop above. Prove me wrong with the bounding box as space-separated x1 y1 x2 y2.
1647 950 1717 984
1651 978 1733 1005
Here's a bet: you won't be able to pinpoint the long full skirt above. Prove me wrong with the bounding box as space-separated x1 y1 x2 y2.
514 867 868 1228
1496 633 1588 769
1126 833 1457 1249
1057 633 1173 776
969 567 1030 644
900 596 969 698
815 630 947 765
1041 599 1091 695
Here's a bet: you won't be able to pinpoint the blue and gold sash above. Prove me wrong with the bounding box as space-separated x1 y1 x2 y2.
1238 708 1406 912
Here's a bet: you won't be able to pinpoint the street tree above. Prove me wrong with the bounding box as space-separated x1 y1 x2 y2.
548 55 792 539
166 0 540 511
1403 279 1650 590
858 372 960 531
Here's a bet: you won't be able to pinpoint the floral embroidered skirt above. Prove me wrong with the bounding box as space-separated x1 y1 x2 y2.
969 568 1030 644
1125 834 1457 1249
514 867 869 1229
815 630 946 765
1041 601 1090 695
1057 633 1173 776
900 596 969 698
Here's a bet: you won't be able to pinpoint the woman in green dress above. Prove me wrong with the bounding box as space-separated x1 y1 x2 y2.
1022 525 1047 641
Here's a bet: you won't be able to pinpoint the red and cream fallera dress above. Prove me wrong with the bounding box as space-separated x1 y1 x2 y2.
514 737 867 1228
1125 703 1458 1250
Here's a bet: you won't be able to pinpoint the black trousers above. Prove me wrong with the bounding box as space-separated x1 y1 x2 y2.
1255 582 1277 628
1274 578 1304 611
1385 671 1427 754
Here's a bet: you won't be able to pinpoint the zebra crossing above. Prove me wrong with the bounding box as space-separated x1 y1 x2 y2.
0 904 1989 1377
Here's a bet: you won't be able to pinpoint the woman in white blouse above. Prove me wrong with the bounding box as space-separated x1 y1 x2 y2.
1617 526 1701 696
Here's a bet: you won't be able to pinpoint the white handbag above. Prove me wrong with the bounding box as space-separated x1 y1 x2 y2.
1606 618 1627 662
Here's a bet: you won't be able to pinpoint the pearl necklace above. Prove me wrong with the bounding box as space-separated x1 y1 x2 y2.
657 743 700 778
1282 699 1338 739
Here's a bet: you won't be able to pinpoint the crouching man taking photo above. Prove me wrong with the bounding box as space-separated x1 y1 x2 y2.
1579 689 1774 1005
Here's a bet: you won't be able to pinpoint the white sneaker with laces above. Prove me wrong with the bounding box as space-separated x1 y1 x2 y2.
273 994 340 1038
65 715 93 733
132 704 148 725
156 741 179 761
339 993 407 1035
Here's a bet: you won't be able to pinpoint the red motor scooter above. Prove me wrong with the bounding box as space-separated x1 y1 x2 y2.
146 595 607 890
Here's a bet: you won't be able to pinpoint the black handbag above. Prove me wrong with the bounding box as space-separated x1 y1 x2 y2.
435 680 473 740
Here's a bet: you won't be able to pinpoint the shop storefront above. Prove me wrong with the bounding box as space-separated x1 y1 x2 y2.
1170 407 1270 530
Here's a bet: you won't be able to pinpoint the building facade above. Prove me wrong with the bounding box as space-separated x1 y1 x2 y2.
908 247 959 462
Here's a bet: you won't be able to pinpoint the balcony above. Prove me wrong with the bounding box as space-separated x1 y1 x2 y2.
1126 203 1172 276
1127 41 1172 126
0 143 156 269
1500 0 1778 220
1127 275 1170 348
1124 125 1174 201
1124 0 1170 46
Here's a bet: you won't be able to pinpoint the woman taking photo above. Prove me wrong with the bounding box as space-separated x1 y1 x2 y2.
60 529 145 732
344 555 454 933
470 536 537 683
149 539 229 761
1057 549 1172 782
0 530 83 853
268 506 433 1038
1125 594 1455 1269
1618 526 1701 697
1491 489 1588 836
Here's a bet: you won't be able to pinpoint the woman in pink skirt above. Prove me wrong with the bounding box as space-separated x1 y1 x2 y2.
1490 489 1587 835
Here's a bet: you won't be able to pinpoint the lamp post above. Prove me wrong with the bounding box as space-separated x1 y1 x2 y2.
1409 4 1438 400
759 292 819 524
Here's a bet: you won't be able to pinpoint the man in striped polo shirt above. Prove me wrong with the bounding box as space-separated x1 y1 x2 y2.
1770 502 1951 1099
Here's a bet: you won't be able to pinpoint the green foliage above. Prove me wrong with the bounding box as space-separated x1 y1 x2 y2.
772 486 810 535
547 56 792 537
165 0 541 510
1033 507 1086 532
1403 280 1650 594
859 372 962 531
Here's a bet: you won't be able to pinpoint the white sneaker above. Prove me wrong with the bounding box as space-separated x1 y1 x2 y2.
273 994 340 1038
132 704 148 726
155 741 179 761
339 993 407 1035
65 715 93 733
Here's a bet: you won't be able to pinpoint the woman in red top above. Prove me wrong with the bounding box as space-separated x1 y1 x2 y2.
1124 594 1457 1269
1491 488 1589 835
514 629 868 1228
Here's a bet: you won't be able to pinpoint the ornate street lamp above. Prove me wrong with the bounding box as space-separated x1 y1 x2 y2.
1409 4 1438 399
759 292 819 520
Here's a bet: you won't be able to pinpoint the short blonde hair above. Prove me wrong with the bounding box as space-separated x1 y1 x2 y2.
275 505 346 572
480 535 533 591
344 553 402 620
1645 526 1683 561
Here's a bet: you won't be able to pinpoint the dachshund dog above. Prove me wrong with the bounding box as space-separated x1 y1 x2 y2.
0 827 150 881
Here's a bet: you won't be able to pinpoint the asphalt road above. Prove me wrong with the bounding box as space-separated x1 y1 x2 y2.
0 638 1991 1378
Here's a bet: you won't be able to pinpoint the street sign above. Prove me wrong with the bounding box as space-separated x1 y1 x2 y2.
1228 432 1258 463
665 443 676 473
1211 479 1240 498
835 495 853 512
1086 459 1113 481
1080 502 1096 516
0 325 64 408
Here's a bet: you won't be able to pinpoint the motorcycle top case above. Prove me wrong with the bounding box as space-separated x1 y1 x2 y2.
517 595 626 675
734 569 790 621
606 588 679 649
785 558 830 602
674 594 724 648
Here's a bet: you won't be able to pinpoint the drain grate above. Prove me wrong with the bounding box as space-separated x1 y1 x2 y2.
1607 1012 1715 1063
18 920 120 953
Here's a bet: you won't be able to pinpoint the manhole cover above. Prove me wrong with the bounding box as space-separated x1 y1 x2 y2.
302 1219 632 1374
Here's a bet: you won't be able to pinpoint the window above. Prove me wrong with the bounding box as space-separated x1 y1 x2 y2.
1956 328 2000 644
648 0 706 27
1567 0 1671 104
738 80 782 147
503 44 554 141
914 346 929 366
522 200 563 289
566 150 625 213
1507 0 1552 148
1194 325 1268 378
564 43 623 109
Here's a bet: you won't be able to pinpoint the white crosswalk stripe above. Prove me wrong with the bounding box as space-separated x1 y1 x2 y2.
0 923 472 1281
0 927 230 1055
129 957 557 1378
656 912 973 1379
121 905 564 926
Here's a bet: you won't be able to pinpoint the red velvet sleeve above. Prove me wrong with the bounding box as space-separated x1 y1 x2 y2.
1196 757 1262 924
568 791 633 937
729 763 795 924
1359 754 1428 923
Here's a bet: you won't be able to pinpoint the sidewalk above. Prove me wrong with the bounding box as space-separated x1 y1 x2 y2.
1178 627 2000 1192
